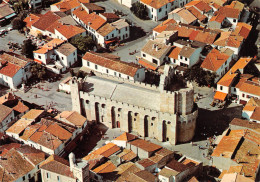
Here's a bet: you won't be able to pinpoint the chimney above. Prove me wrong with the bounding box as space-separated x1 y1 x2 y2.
69 152 76 171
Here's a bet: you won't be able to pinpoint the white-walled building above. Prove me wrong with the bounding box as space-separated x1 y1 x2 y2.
0 53 32 89
201 48 233 82
140 39 172 67
33 40 77 73
177 45 202 68
82 52 145 82
140 0 176 21
242 98 260 123
40 153 89 182
116 0 139 8
0 144 46 182
0 104 15 132
168 8 197 25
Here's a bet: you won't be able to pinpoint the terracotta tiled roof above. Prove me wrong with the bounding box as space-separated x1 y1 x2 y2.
159 168 179 178
214 32 243 48
250 107 260 122
16 145 46 165
0 104 13 122
128 139 162 152
226 0 244 11
20 124 41 141
231 22 252 39
97 23 116 36
153 19 176 33
194 0 212 12
138 58 158 71
32 11 61 31
21 109 44 120
238 80 260 97
55 24 85 39
114 132 137 142
217 6 240 19
130 170 157 182
201 48 229 71
82 3 105 11
6 119 34 135
92 161 116 173
166 159 189 172
168 46 182 60
171 8 197 24
210 14 225 23
140 0 174 9
155 148 174 157
45 122 72 141
0 3 15 19
24 14 42 29
214 91 227 101
243 98 260 111
141 40 171 59
0 148 35 181
211 135 242 157
230 118 260 132
56 111 86 127
34 39 65 54
13 101 29 113
83 52 140 77
55 43 77 56
137 158 155 167
187 6 207 22
52 0 81 12
40 155 75 178
72 8 106 30
116 163 142 182
118 149 137 162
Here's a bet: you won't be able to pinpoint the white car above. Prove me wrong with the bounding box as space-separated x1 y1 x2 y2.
7 27 13 31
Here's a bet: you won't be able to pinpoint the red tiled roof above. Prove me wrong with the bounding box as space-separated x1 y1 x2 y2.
13 101 29 113
32 11 61 31
45 123 72 141
187 6 207 22
168 46 182 60
201 48 230 71
0 104 13 122
138 58 158 71
114 132 137 142
83 52 140 77
128 139 162 152
153 19 176 33
250 107 260 122
52 0 81 12
24 14 42 29
92 161 116 174
140 0 175 9
72 8 106 30
214 91 227 101
55 25 85 39
217 6 240 19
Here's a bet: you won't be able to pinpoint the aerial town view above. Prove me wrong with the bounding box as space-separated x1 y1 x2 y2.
0 0 259 181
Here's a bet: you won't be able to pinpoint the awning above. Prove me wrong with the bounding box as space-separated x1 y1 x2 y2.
34 59 42 64
214 91 227 101
5 13 16 19
105 38 119 44
138 58 158 71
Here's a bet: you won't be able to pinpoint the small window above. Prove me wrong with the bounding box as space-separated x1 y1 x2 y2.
23 176 25 180
185 58 187 61
242 94 245 97
86 100 90 104
180 56 183 59
118 108 122 112
87 61 90 66
225 61 227 65
220 86 223 90
112 33 114 37
125 27 127 31
127 76 129 79
233 88 236 92
95 65 98 70
143 53 146 57
118 30 121 34
47 172 50 178
137 73 139 78
73 52 75 56
152 8 153 12
173 59 176 63
106 69 109 73
119 73 121 77
38 55 41 59
57 176 60 182
62 57 64 60
167 121 171 124
151 123 153 126
159 8 161 12
114 72 116 76
233 19 236 23
28 174 31 179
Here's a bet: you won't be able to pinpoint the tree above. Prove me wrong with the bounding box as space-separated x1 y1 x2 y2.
11 17 25 30
21 39 36 58
130 2 148 20
30 62 46 80
184 65 217 87
70 35 95 53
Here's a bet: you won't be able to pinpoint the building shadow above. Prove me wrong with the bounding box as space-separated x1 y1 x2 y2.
193 105 243 142
72 123 108 158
